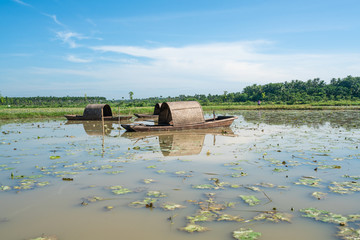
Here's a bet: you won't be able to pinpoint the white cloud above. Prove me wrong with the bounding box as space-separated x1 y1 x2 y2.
43 13 64 26
9 41 360 98
66 55 92 63
12 0 31 7
56 31 87 48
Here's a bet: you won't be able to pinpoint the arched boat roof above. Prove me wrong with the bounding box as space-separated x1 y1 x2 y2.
83 104 112 120
158 101 205 126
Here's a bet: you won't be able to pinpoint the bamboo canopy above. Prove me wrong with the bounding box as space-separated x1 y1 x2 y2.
82 104 112 120
158 101 205 126
153 103 162 115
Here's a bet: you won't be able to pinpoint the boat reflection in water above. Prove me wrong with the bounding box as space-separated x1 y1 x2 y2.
121 127 234 156
65 121 119 136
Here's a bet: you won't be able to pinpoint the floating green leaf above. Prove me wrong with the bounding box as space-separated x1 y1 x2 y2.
217 214 244 222
337 226 360 240
161 202 186 211
143 178 155 184
239 195 260 206
300 208 348 224
294 176 322 187
329 181 360 194
129 198 157 208
109 186 132 195
147 190 167 198
180 224 209 233
0 185 11 191
187 210 217 223
49 156 60 160
232 228 261 240
312 192 327 200
253 211 292 223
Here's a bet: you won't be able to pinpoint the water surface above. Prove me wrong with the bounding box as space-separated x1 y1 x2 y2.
1 110 359 240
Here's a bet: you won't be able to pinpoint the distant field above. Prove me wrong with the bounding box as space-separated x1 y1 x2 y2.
1 104 359 120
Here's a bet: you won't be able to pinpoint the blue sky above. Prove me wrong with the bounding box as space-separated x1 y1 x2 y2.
1 0 360 99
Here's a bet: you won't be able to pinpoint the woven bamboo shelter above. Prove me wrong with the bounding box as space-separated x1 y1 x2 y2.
153 103 162 115
82 104 113 120
158 101 205 126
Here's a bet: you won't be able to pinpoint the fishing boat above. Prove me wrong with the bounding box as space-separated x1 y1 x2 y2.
64 104 132 121
121 101 237 132
134 103 162 118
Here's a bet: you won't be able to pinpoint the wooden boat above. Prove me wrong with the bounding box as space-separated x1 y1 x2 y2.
122 101 237 132
134 103 162 118
64 104 132 121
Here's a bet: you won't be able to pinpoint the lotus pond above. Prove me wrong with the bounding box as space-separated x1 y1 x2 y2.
1 110 360 240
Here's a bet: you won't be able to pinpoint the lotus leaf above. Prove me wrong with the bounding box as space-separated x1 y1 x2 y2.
175 171 186 175
239 195 260 206
187 210 217 223
147 190 167 198
256 182 275 188
273 168 288 172
129 198 157 208
300 208 348 224
232 228 261 240
231 184 242 188
161 202 186 211
49 156 60 160
317 165 341 169
179 224 209 233
329 181 360 194
0 185 11 191
156 170 166 174
29 234 58 240
109 186 132 195
231 167 243 171
37 181 50 187
105 171 124 174
294 176 322 187
147 165 156 169
337 226 360 240
312 191 327 200
253 211 292 223
143 179 155 184
231 172 248 177
246 186 261 192
192 184 218 189
343 175 360 180
217 214 244 222
347 215 360 222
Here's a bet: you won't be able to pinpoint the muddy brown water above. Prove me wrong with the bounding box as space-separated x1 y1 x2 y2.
0 110 359 240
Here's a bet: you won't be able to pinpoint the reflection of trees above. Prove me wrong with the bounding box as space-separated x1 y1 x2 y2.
238 110 360 130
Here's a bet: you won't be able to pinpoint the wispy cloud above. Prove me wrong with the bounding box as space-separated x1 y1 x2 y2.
43 13 65 26
56 31 88 48
12 0 31 7
66 55 92 63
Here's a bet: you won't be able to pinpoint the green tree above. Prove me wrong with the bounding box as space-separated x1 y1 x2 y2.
129 91 134 100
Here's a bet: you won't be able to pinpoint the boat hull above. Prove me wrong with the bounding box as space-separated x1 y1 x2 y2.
64 115 132 121
121 116 237 132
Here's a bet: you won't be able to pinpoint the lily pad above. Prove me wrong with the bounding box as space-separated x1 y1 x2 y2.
294 176 322 187
109 186 132 195
129 198 157 208
312 191 327 200
337 226 360 240
232 228 261 240
161 202 186 211
217 214 244 222
0 185 11 191
180 223 210 233
146 190 167 198
329 181 360 194
187 210 217 223
253 211 292 223
239 195 260 206
143 178 155 184
300 207 348 224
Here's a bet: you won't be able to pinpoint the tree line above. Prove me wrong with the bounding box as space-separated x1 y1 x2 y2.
1 76 360 107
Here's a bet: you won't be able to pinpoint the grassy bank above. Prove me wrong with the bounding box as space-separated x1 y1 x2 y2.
1 104 359 120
